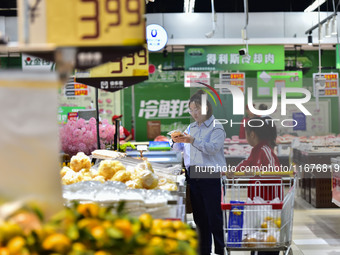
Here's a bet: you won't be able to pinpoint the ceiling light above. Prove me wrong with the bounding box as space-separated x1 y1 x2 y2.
331 16 337 35
308 33 313 45
325 20 331 37
304 0 327 12
319 24 323 41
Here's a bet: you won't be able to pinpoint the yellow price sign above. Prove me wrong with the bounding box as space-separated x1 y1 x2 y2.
89 47 148 77
75 47 148 91
20 0 145 47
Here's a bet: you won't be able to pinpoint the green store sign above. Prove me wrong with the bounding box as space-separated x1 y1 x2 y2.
185 45 285 71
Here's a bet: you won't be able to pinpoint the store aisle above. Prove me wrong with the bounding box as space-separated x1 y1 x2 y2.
207 196 340 255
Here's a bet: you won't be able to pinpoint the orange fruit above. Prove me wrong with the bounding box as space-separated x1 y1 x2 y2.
42 233 71 253
114 219 133 240
7 236 26 254
265 235 277 247
77 203 99 218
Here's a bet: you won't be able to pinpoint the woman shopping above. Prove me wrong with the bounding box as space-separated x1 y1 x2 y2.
171 90 226 255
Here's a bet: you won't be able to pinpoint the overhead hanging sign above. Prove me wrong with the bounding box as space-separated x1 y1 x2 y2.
18 0 145 47
217 72 245 94
257 71 303 97
313 73 339 97
75 46 149 91
22 54 55 71
185 45 284 71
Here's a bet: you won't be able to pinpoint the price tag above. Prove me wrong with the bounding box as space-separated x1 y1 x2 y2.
89 46 149 77
74 46 149 91
313 73 339 97
19 0 145 47
137 145 148 151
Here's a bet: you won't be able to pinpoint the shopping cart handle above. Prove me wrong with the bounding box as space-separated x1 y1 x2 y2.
221 202 283 210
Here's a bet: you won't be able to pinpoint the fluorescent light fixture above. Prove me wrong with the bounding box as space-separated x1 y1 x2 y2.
325 20 331 37
331 16 337 35
319 24 323 41
304 0 327 12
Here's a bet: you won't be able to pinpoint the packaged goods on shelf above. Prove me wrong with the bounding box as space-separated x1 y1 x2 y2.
60 152 185 219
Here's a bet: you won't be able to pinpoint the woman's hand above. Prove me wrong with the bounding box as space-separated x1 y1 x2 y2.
174 132 194 144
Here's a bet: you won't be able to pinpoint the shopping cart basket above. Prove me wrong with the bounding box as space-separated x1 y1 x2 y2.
221 175 296 255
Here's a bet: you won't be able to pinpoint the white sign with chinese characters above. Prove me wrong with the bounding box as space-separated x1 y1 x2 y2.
184 72 210 87
138 99 190 119
22 54 55 71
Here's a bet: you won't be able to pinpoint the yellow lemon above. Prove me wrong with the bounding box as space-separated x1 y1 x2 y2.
261 222 268 229
172 220 184 230
42 233 71 253
176 230 189 241
150 236 163 246
160 220 173 229
139 214 153 229
275 219 281 228
7 236 26 254
151 219 163 229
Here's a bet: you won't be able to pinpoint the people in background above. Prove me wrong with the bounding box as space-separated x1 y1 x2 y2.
111 115 132 142
239 104 256 139
234 116 280 255
171 90 226 255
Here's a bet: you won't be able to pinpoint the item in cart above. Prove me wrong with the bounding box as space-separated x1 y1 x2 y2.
69 152 91 172
227 201 245 248
98 160 126 180
265 234 277 247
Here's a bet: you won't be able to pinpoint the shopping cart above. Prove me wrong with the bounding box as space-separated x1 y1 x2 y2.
221 175 296 255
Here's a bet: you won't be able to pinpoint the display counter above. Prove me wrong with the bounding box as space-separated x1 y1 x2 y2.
293 147 340 208
331 157 340 207
126 150 182 164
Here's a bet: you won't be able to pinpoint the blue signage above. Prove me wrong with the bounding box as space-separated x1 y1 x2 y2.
293 112 306 131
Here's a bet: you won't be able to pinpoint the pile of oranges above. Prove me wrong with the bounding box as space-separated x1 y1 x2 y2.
0 203 197 255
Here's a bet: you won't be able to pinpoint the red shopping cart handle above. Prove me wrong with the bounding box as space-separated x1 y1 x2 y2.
221 202 283 210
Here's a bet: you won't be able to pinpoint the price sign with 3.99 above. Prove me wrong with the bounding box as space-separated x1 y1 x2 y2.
88 46 148 77
24 0 145 47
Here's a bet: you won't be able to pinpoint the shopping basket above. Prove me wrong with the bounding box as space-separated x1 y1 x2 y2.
221 174 296 255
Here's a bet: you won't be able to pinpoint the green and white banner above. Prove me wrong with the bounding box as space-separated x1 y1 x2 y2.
185 45 285 71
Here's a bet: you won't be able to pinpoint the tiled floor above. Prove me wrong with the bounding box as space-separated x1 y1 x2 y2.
188 196 340 255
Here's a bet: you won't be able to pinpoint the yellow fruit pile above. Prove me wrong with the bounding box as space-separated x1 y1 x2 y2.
260 216 281 232
61 153 178 191
0 202 197 255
